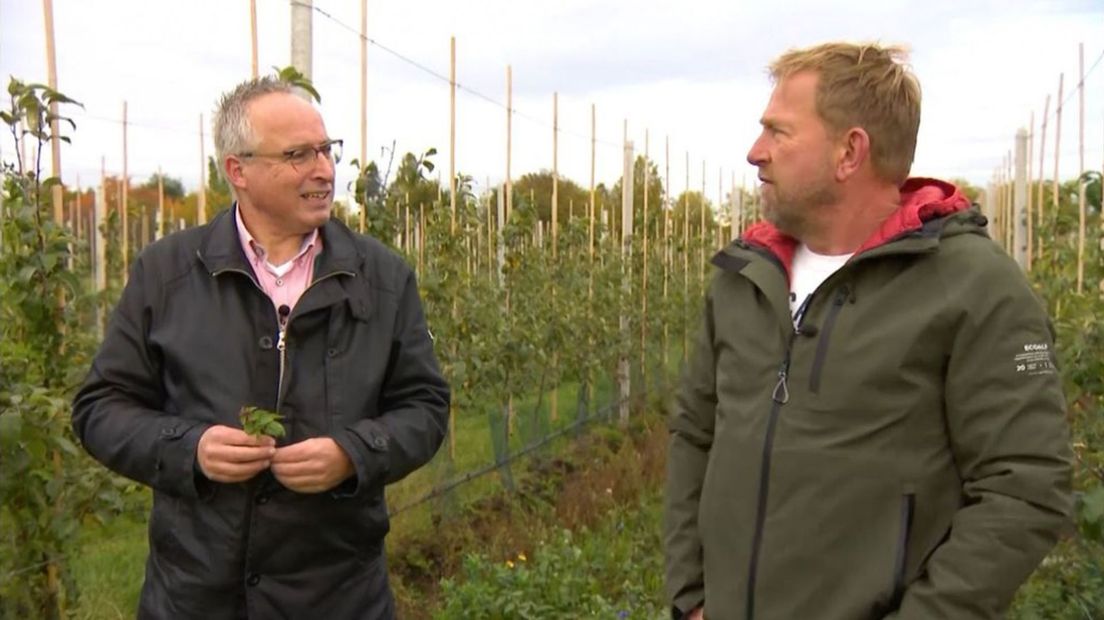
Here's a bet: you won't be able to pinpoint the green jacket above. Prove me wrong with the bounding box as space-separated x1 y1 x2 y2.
664 179 1072 620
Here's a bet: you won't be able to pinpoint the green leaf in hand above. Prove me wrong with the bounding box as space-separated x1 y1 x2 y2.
239 406 286 439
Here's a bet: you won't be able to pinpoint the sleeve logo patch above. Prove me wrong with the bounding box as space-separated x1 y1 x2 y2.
1015 343 1056 375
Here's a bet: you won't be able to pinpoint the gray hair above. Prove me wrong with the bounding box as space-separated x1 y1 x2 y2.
212 77 296 187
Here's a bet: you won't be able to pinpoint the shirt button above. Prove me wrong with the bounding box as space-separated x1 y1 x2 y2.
246 573 261 586
258 336 273 350
255 494 269 505
275 278 284 287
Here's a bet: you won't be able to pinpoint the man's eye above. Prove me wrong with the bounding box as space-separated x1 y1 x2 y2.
286 148 312 164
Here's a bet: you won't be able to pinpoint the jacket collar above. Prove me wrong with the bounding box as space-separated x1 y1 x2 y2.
197 204 365 279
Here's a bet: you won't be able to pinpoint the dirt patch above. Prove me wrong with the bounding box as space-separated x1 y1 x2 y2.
387 414 669 619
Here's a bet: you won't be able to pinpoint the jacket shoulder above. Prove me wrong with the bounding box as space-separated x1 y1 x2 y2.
346 230 414 295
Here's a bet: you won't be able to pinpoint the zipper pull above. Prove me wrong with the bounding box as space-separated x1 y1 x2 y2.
772 362 790 404
276 304 290 351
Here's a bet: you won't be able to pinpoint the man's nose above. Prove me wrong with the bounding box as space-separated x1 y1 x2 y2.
747 134 768 167
312 151 335 180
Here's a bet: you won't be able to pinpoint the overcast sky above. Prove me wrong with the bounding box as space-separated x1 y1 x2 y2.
1 0 1102 205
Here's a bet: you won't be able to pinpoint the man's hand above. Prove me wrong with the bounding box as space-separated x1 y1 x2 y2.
197 425 276 483
271 437 354 493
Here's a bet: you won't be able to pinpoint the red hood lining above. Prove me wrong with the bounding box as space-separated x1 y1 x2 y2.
741 177 970 283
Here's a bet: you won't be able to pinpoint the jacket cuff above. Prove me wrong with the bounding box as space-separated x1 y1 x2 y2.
154 420 210 499
330 424 390 499
672 590 704 620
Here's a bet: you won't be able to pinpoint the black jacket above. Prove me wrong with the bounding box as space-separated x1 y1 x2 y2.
73 207 449 618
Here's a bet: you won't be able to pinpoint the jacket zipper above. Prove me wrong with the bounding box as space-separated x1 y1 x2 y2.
746 319 804 620
208 262 355 415
890 493 916 610
808 286 849 393
272 270 355 414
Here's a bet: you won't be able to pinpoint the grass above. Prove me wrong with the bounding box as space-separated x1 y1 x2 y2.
69 512 147 620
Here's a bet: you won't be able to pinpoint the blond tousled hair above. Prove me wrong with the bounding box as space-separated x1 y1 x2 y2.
769 42 921 185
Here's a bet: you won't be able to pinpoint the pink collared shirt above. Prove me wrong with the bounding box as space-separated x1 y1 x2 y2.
235 207 323 314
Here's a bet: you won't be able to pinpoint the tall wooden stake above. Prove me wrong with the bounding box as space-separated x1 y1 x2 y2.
1020 113 1028 268
641 130 649 388
198 113 208 226
505 66 513 223
43 0 63 227
122 101 129 275
1036 95 1050 259
157 166 165 241
1052 74 1063 222
359 0 367 233
449 36 457 234
663 135 670 373
250 0 259 78
1076 43 1086 294
550 91 559 422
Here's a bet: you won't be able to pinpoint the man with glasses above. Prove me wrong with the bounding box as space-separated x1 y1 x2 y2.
73 77 449 618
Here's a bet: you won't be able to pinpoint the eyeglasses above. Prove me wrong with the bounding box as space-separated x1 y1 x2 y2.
238 138 343 170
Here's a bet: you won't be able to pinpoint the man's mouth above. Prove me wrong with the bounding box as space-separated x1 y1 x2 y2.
301 190 331 200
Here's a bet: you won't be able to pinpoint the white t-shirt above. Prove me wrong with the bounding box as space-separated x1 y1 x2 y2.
789 243 853 324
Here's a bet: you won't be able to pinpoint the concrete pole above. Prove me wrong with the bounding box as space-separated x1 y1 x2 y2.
619 124 634 425
1013 128 1028 269
290 0 313 79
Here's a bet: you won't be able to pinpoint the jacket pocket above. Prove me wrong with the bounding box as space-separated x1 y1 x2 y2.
808 287 849 394
890 492 915 609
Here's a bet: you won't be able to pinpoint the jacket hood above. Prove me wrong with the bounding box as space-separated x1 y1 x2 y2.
740 177 972 281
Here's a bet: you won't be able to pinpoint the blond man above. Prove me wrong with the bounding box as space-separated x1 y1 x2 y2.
664 42 1071 620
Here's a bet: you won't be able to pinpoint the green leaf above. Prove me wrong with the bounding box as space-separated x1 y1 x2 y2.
1081 485 1104 524
239 405 285 439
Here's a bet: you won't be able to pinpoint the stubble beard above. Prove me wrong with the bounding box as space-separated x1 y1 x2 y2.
761 178 838 240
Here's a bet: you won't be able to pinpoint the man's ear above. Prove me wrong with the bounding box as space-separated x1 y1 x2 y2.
224 155 248 193
836 127 870 182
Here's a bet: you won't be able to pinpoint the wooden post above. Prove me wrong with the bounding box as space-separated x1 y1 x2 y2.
550 91 558 422
449 36 457 234
95 157 107 328
1052 74 1063 221
589 103 596 266
122 101 129 277
641 130 649 390
43 5 66 603
250 0 259 78
43 0 64 227
663 135 670 373
157 166 165 241
1026 112 1034 270
1076 43 1086 294
683 150 689 361
700 160 706 285
1006 152 1014 251
505 66 513 223
1036 95 1050 259
552 92 559 252
497 183 505 284
1014 128 1028 268
198 113 208 226
359 0 367 233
